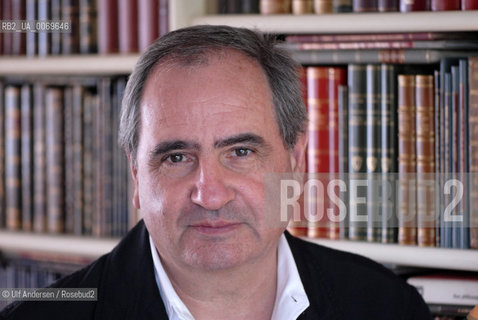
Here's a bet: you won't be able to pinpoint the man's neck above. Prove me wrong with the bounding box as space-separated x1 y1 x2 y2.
161 248 279 320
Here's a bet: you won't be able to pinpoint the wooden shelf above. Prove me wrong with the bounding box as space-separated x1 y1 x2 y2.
305 238 478 272
191 11 478 34
0 231 118 261
0 54 139 75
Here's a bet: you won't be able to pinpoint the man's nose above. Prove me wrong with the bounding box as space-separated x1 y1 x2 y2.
190 160 235 211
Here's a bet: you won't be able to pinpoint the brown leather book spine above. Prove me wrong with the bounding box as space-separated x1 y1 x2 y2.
138 0 159 52
431 0 460 10
118 0 138 53
314 0 334 12
260 0 292 13
97 0 118 53
293 0 314 13
21 85 33 231
33 83 46 233
469 57 478 249
62 0 80 54
5 86 22 230
398 75 417 245
415 75 436 247
462 0 478 9
46 88 65 234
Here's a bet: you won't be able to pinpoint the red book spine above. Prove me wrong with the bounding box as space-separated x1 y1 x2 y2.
97 0 118 53
138 0 159 52
159 0 169 37
400 0 429 11
118 0 138 53
461 0 478 9
306 67 329 239
431 0 460 10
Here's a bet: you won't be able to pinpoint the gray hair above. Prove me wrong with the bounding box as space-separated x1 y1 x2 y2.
119 25 307 164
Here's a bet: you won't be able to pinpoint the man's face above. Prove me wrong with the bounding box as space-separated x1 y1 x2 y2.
132 50 305 272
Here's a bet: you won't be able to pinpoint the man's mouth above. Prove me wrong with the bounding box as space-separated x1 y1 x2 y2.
189 220 242 235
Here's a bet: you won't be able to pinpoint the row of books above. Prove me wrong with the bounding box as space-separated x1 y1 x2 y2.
0 76 137 238
288 56 478 250
0 0 168 56
221 0 478 14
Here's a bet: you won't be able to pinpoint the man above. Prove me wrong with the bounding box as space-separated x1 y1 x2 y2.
1 25 431 320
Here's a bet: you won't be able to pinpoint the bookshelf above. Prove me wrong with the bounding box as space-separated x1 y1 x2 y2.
1 0 478 303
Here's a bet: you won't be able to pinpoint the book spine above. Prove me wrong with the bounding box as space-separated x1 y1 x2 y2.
378 0 398 11
21 85 34 232
462 0 478 9
118 0 138 53
434 70 441 247
45 88 64 234
97 0 118 54
82 93 95 235
348 64 367 241
468 57 478 249
365 64 381 242
11 0 26 55
459 59 470 249
0 82 4 228
159 0 169 37
62 0 80 54
79 0 97 54
138 0 159 52
431 0 460 10
398 74 417 245
5 86 22 230
242 0 260 12
50 0 61 55
451 66 460 248
226 0 242 13
306 66 330 238
328 67 346 239
314 0 334 12
72 85 84 235
442 72 452 248
415 75 436 247
338 85 349 239
260 0 292 13
400 0 429 11
64 87 74 234
353 0 378 11
333 0 353 11
26 0 37 56
33 83 46 233
3 0 13 55
37 0 51 57
293 0 314 13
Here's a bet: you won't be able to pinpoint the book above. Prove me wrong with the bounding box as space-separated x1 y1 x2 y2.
366 64 381 242
314 0 333 12
0 82 4 227
400 0 429 11
33 83 47 233
2 0 13 55
138 0 159 52
260 0 292 13
459 58 470 249
353 0 378 11
11 0 26 55
398 74 417 245
431 0 460 10
378 0 398 11
118 0 138 53
159 0 169 37
46 88 65 234
72 85 84 235
380 64 398 243
292 0 313 13
79 0 97 54
97 0 118 54
415 75 436 247
442 71 453 248
38 0 51 56
5 86 22 231
462 0 478 9
333 0 353 11
338 85 349 239
348 64 367 241
433 70 441 247
469 57 478 249
50 0 62 55
26 0 37 56
289 49 476 65
62 0 80 54
242 0 260 12
451 66 460 248
21 84 34 232
64 86 74 234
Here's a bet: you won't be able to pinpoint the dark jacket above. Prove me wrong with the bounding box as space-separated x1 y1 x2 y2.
1 220 431 319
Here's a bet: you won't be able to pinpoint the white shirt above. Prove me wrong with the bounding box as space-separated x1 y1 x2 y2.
149 234 310 320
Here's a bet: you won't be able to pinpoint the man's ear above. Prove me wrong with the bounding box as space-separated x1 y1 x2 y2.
290 131 308 173
128 153 141 210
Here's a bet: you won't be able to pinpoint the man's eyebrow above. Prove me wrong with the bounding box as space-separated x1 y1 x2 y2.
214 133 266 149
149 140 200 158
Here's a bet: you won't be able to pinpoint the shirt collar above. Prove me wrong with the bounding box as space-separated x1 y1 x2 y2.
149 234 310 320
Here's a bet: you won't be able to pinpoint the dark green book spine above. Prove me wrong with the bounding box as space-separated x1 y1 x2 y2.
21 84 34 232
380 64 398 243
338 85 349 239
333 0 353 11
366 64 381 242
348 64 367 241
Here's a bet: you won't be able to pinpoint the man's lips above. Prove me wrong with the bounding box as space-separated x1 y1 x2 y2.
189 221 242 234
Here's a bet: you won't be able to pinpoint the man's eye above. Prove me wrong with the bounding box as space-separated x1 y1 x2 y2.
167 154 185 163
234 148 251 157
